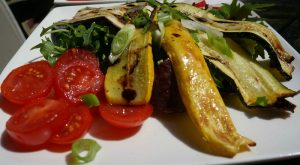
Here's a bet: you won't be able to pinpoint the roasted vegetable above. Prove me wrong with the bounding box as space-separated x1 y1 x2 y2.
32 1 297 158
174 3 294 80
162 20 255 157
105 29 154 105
193 32 296 109
66 3 147 28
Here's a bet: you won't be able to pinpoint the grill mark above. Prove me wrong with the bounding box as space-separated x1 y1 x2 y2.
172 33 181 37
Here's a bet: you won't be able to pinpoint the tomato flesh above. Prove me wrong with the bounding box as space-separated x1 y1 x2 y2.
1 61 53 104
6 98 71 146
50 105 93 144
194 0 207 8
54 60 104 104
53 49 104 104
56 48 99 68
99 99 153 128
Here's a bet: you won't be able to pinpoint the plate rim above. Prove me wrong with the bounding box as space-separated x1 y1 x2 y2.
1 1 300 165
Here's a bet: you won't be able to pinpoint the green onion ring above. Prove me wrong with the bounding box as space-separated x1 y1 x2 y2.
71 139 101 163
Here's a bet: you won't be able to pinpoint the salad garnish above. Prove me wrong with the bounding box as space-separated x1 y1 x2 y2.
71 139 101 164
208 0 274 21
109 24 135 63
80 94 100 108
32 22 115 69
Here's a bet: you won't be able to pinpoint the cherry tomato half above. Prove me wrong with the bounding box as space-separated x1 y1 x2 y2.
99 100 153 128
50 105 93 144
53 49 104 104
1 61 53 104
55 48 99 68
6 98 71 146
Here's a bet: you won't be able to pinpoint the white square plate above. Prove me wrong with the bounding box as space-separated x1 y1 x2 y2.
1 1 300 165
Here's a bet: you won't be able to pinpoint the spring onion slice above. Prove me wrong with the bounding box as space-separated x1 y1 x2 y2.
158 21 165 39
80 94 100 108
181 19 223 37
109 24 135 63
71 139 101 164
158 12 172 23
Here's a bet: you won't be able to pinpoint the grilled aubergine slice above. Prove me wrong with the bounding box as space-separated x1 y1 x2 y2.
162 20 255 157
174 3 294 80
193 32 296 109
66 2 147 28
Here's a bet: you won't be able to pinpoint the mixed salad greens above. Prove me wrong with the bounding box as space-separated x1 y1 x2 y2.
0 0 297 163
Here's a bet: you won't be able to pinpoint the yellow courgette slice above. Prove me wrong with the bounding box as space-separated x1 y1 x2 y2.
105 29 154 105
162 20 255 157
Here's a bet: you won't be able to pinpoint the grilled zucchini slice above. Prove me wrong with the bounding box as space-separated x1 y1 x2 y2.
162 20 255 157
105 29 154 105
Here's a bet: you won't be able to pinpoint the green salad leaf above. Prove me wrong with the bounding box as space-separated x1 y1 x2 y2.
32 22 115 66
160 0 188 20
206 31 232 58
209 0 273 21
31 37 66 65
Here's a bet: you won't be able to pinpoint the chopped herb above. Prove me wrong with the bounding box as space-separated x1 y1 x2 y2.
147 0 188 21
134 16 149 27
188 29 200 42
80 94 100 108
147 0 160 7
256 96 268 107
160 3 188 20
125 8 151 28
123 15 130 22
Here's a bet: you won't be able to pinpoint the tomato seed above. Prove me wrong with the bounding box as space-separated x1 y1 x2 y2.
64 84 70 90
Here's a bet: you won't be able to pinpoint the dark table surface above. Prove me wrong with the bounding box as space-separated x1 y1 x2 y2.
239 1 299 164
242 0 300 53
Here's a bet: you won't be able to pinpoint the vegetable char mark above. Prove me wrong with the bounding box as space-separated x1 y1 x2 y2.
122 43 152 102
172 33 181 37
119 74 136 102
128 52 140 75
128 43 152 74
122 89 137 102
